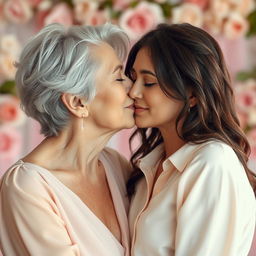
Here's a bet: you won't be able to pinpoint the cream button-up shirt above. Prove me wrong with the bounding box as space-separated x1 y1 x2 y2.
129 140 256 256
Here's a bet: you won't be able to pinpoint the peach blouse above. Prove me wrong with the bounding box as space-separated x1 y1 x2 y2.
129 140 256 256
0 148 130 256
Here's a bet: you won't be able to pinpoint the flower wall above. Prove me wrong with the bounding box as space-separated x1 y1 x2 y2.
0 0 256 174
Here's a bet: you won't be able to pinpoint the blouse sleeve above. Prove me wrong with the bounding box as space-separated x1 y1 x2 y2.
175 144 256 256
0 164 80 256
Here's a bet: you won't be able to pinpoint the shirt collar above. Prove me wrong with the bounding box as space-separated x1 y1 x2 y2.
138 142 210 173
138 144 165 172
167 142 210 172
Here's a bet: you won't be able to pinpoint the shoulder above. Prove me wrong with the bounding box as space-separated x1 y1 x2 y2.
180 140 245 186
190 140 239 168
0 161 51 200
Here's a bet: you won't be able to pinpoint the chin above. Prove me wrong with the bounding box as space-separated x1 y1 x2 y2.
124 118 135 129
135 117 151 128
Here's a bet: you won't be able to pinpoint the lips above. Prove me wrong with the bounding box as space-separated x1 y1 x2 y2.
134 104 149 113
125 103 135 109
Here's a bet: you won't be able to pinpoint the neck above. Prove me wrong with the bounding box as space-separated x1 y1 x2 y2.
25 120 117 176
158 124 185 158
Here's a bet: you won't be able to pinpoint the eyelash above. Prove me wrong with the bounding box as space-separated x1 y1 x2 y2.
116 78 125 82
144 83 157 87
131 78 156 87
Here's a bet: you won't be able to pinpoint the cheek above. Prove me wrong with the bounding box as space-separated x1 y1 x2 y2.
102 87 127 107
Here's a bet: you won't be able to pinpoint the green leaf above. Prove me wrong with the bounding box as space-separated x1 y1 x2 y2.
0 81 16 95
61 0 73 7
247 9 256 37
236 68 256 81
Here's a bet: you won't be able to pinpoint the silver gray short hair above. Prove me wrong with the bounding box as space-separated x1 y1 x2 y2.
15 23 129 137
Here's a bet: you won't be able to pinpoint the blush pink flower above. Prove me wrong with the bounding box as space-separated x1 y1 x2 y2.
73 0 98 24
171 3 204 28
223 12 249 39
184 0 209 10
43 3 73 27
0 95 25 126
235 89 256 112
119 1 164 40
0 125 21 158
3 0 33 24
83 9 110 26
113 0 132 11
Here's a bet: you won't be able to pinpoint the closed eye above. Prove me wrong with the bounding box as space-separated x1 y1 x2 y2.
144 83 157 87
116 78 125 82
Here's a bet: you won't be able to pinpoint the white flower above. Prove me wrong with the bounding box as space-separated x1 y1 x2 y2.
0 53 17 80
223 12 249 39
0 34 20 57
230 0 255 16
248 108 256 126
171 3 203 27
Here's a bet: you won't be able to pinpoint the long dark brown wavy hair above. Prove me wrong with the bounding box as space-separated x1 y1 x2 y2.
125 23 256 196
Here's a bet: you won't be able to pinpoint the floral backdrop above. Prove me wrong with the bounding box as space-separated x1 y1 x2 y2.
0 0 256 174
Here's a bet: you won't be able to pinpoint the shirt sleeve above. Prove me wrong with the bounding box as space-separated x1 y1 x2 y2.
175 145 256 256
0 164 80 256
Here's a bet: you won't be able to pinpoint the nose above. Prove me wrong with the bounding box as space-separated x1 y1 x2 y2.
129 80 142 99
124 77 133 94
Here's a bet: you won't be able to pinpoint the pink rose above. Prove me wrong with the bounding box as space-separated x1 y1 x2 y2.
113 0 132 11
223 12 249 39
84 9 110 26
119 1 164 40
0 125 21 158
171 3 204 28
0 95 25 126
3 0 33 24
43 3 73 27
235 90 256 112
184 0 209 10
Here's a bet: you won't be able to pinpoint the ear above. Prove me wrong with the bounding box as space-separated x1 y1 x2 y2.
189 95 197 108
61 93 89 118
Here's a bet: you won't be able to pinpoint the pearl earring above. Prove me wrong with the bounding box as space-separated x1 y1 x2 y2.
81 113 86 129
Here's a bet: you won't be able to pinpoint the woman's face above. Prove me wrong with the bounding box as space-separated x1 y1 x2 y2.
88 43 135 131
129 47 184 130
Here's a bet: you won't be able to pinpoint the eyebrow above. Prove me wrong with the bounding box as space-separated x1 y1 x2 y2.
132 68 156 77
112 65 123 73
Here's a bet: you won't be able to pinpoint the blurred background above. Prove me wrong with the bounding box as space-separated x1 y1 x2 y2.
0 0 256 175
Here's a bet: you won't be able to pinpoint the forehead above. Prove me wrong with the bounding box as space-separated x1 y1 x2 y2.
133 47 155 71
91 42 120 67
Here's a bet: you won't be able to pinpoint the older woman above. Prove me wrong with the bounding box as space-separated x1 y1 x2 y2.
0 23 134 256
